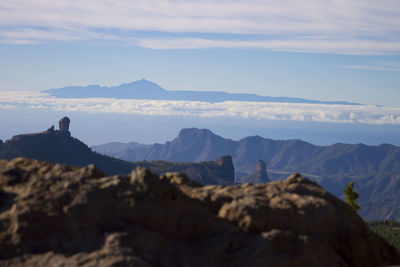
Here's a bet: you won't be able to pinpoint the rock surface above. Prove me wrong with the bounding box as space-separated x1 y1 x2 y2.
238 159 270 184
0 158 399 267
59 116 71 135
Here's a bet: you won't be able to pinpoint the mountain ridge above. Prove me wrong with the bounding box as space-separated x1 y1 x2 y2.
93 127 400 221
44 79 362 105
0 119 235 185
97 127 400 177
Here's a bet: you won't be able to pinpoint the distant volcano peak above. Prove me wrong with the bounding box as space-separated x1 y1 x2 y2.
44 79 361 105
120 79 166 92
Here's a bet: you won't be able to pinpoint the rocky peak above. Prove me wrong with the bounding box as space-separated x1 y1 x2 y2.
216 155 232 167
120 79 166 94
59 116 70 135
237 159 270 184
216 155 235 183
178 128 214 140
8 117 73 144
254 159 267 174
45 117 70 136
47 125 55 133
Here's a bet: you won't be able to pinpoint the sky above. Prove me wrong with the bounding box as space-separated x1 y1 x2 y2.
0 0 400 145
0 0 400 106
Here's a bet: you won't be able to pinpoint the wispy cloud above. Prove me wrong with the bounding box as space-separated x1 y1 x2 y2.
1 91 400 125
1 0 400 54
339 61 400 71
137 38 400 55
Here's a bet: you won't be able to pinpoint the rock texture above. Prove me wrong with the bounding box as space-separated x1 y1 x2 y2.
0 158 399 267
238 159 270 184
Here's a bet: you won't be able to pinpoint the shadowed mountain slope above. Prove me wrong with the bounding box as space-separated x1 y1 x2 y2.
93 128 400 221
91 141 150 155
112 128 237 163
0 119 234 185
96 128 400 178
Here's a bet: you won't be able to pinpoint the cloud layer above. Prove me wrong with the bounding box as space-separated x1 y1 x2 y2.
1 91 399 125
1 0 400 54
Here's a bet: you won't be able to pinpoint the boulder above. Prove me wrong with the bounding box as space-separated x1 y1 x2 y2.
0 158 399 266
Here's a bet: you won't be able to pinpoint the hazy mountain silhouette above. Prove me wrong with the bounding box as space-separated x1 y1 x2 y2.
93 128 400 220
95 128 400 177
108 128 237 162
92 141 150 155
0 119 234 185
44 79 361 105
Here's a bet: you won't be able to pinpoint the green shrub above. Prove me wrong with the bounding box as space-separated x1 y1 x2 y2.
343 181 360 211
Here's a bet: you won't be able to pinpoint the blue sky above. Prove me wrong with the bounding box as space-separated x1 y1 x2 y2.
0 0 400 146
1 44 400 106
0 0 400 107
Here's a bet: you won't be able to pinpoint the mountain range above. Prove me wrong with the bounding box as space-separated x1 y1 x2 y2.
93 128 400 221
1 117 399 221
0 118 234 185
44 79 361 105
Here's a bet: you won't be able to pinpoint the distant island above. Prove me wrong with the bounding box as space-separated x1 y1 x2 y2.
44 79 362 105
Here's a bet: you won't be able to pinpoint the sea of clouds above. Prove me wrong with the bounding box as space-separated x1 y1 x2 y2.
1 91 399 126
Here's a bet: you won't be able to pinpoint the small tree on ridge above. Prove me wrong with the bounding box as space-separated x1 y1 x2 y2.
343 181 360 211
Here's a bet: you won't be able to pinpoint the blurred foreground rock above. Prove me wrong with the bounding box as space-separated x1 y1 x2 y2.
0 158 399 267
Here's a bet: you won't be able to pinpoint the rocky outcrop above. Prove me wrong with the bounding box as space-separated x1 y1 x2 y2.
7 117 71 144
254 158 267 173
47 125 55 133
0 158 399 267
238 159 270 184
216 155 235 184
59 116 70 135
